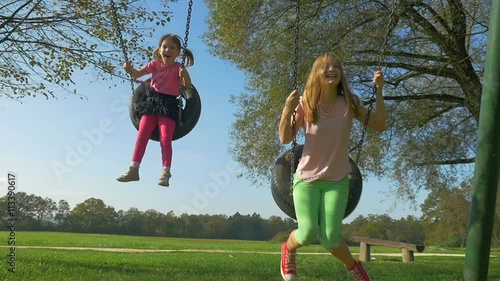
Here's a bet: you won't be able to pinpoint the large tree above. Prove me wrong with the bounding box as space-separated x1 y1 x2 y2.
203 0 490 200
420 179 472 247
0 192 57 230
67 198 118 233
1 0 176 99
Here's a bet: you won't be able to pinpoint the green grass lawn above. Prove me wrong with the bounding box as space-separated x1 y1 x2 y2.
1 231 499 281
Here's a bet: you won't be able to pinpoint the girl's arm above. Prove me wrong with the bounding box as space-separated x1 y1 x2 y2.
180 67 192 89
354 71 387 132
123 61 147 79
279 90 303 144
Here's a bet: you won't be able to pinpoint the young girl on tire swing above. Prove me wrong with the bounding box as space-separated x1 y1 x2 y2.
278 52 387 281
116 34 194 187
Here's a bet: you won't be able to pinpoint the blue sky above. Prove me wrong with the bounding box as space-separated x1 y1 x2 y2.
0 1 427 222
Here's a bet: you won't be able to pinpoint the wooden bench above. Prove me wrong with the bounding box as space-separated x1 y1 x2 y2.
352 236 425 263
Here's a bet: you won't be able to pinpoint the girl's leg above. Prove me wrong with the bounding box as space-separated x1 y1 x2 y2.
157 115 176 186
157 115 176 168
131 114 159 164
280 176 322 281
330 239 355 268
333 240 372 280
289 177 322 251
285 230 301 251
318 177 352 267
117 114 158 182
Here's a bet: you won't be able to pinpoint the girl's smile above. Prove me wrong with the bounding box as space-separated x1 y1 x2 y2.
159 39 180 65
323 60 342 85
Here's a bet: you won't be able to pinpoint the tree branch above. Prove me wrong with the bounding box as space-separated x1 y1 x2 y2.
356 49 451 64
391 71 434 88
363 94 465 104
413 1 452 35
349 60 457 79
9 38 108 54
415 157 475 166
401 0 454 57
417 105 460 126
0 0 40 44
447 0 467 50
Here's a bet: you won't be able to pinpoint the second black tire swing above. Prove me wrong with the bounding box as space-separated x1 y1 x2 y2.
271 0 398 220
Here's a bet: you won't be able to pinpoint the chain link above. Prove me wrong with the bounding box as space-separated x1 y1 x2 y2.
354 0 398 163
291 0 300 92
109 0 135 97
182 0 193 65
178 0 193 126
288 0 300 195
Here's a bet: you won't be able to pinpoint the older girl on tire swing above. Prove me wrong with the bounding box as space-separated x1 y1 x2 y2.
278 52 387 281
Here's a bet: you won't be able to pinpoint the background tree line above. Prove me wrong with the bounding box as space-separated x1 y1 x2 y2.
2 189 499 247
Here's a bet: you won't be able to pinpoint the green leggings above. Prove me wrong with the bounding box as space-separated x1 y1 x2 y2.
293 174 349 250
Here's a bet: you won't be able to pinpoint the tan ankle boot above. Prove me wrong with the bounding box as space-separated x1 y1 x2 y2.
158 170 171 187
117 166 139 182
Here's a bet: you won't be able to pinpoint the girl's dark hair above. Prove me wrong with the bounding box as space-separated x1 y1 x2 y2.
154 34 194 67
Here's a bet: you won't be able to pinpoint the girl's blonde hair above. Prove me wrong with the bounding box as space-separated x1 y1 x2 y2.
301 52 357 124
154 34 194 67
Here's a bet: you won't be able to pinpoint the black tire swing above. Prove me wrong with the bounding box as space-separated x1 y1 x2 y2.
110 0 201 142
129 79 201 141
271 145 364 220
270 0 398 220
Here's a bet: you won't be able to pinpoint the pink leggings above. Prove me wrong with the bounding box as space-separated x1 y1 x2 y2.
132 114 176 167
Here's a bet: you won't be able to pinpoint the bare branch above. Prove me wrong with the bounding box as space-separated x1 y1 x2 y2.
401 0 448 50
413 1 452 34
0 0 41 44
350 59 458 79
447 0 468 49
356 49 452 63
416 105 460 127
363 94 465 104
416 158 475 166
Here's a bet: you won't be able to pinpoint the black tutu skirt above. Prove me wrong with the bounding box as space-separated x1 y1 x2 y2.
135 87 180 122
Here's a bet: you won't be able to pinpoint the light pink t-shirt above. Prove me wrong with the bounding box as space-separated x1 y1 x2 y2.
295 96 354 182
142 60 182 96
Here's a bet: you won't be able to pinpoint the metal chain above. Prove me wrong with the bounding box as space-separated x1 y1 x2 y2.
291 0 300 92
109 0 135 97
178 0 193 126
182 0 193 65
288 0 300 195
354 0 398 163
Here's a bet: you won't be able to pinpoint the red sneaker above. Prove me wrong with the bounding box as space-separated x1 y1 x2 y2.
349 259 371 281
280 242 296 281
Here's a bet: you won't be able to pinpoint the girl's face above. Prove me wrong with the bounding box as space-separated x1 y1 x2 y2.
321 56 342 87
159 37 180 65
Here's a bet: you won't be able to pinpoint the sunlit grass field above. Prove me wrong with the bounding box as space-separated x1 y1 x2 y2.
1 231 499 280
